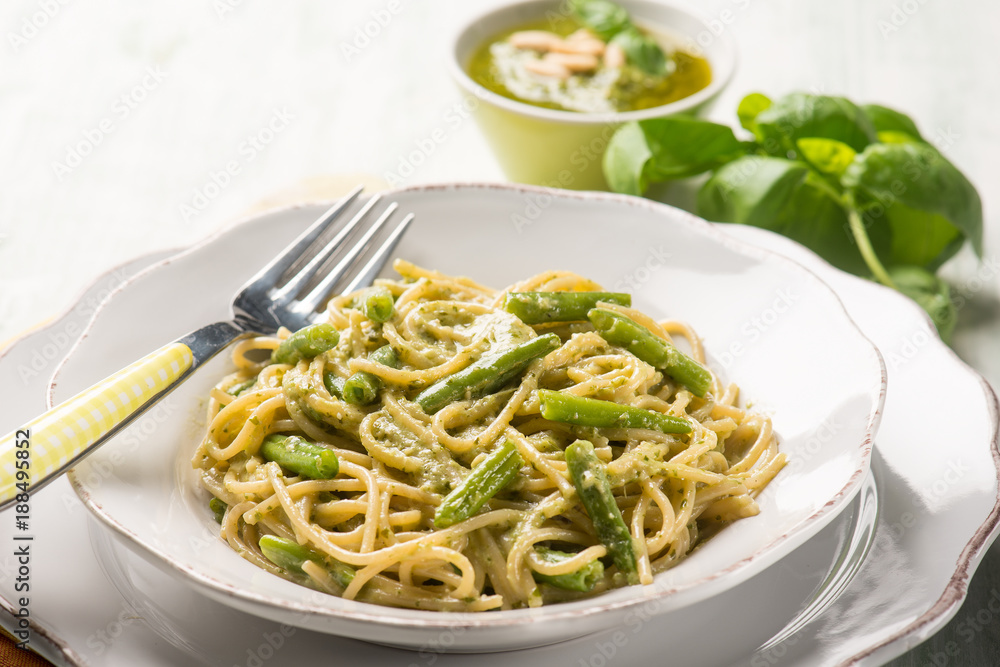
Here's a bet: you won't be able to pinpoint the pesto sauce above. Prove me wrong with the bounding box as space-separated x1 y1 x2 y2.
373 411 465 494
467 16 712 114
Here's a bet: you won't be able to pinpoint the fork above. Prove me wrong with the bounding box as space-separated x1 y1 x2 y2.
0 187 413 510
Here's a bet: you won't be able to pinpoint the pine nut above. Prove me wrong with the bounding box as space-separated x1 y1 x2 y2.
524 58 572 79
571 28 601 41
604 43 626 69
551 37 605 56
544 52 599 73
509 30 563 52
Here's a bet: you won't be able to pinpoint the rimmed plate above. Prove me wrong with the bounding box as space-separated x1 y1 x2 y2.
723 225 1000 666
84 469 879 667
1 197 997 664
58 184 884 651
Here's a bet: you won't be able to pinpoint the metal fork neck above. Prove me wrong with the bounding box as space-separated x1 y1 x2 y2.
179 320 256 367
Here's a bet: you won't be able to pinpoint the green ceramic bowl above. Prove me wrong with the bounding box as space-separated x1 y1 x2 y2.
450 0 738 190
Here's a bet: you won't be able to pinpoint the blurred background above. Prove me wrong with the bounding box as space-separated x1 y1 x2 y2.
0 0 997 664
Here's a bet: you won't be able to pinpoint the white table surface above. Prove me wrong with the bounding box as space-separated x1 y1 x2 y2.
1 0 998 665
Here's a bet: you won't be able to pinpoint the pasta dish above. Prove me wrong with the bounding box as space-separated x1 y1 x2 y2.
191 260 786 611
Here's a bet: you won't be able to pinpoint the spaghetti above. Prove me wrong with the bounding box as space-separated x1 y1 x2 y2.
191 260 785 611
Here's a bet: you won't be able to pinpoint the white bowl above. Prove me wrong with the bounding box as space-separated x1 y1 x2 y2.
63 183 884 651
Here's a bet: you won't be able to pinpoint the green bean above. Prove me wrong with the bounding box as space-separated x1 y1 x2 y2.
503 291 631 324
342 345 399 406
416 334 562 414
588 307 711 397
226 378 256 397
531 546 604 592
258 535 355 589
209 497 227 524
341 377 376 406
271 323 340 365
260 434 339 479
537 390 691 434
565 439 638 584
323 371 345 399
259 535 314 573
359 286 395 323
434 439 523 528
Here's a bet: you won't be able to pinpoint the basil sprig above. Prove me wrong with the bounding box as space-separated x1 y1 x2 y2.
569 0 669 76
602 92 984 342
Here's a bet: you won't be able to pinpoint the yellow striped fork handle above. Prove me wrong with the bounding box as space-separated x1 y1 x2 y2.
0 342 194 508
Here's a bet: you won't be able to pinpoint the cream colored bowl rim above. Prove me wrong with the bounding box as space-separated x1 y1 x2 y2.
448 0 738 125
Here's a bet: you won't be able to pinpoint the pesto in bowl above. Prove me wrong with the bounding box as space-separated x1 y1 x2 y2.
467 14 711 114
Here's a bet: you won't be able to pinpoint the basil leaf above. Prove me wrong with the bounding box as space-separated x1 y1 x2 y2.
862 104 924 141
842 142 983 268
642 118 745 178
889 266 956 342
796 138 856 178
882 203 966 269
609 26 668 76
737 93 772 132
754 93 878 155
877 130 922 145
568 0 630 41
698 157 806 224
698 156 871 275
603 118 746 195
603 122 654 195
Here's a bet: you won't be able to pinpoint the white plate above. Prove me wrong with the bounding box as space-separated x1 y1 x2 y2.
724 225 1000 666
84 469 878 667
0 201 996 665
59 185 883 651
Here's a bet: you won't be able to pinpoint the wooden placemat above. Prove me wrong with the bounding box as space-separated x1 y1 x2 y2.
0 625 54 667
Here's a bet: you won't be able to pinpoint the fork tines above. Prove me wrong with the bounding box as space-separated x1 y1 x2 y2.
238 186 413 330
292 198 413 317
286 191 414 319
